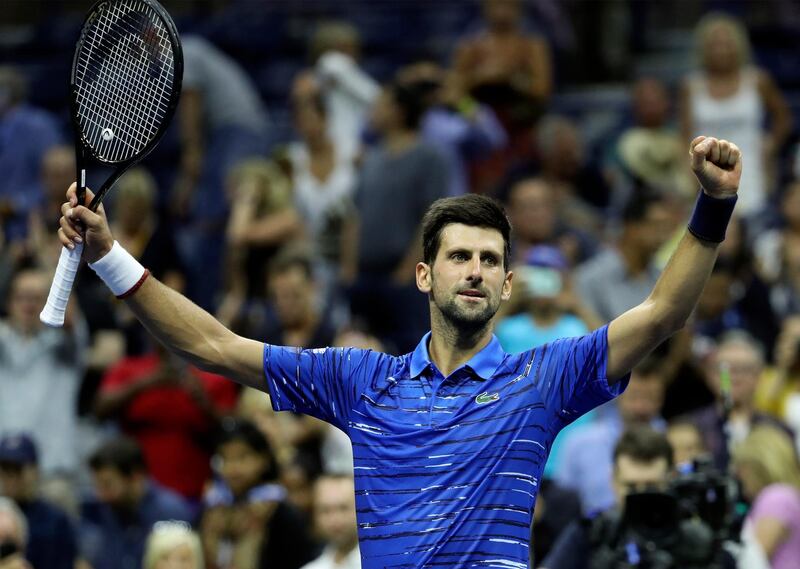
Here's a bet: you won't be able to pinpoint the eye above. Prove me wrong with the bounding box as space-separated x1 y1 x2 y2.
451 252 469 262
482 254 499 267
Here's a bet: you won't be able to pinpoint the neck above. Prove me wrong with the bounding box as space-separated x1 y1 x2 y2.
333 538 358 562
384 129 417 153
428 310 493 377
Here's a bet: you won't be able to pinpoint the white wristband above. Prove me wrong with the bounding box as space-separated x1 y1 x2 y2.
88 241 147 297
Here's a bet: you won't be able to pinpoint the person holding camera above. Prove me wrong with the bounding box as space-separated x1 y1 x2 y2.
0 497 31 569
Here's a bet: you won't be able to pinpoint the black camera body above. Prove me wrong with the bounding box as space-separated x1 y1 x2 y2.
586 458 739 569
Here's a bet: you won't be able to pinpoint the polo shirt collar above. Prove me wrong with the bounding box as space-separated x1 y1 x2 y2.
410 332 505 380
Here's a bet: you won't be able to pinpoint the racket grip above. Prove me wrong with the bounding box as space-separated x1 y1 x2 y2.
40 244 83 327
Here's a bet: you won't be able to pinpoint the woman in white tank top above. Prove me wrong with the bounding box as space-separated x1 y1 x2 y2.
680 13 791 217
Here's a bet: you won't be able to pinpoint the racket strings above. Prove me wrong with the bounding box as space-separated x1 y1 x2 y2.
74 0 176 163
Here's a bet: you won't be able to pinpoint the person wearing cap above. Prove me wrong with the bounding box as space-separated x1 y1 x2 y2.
0 433 78 569
496 245 600 354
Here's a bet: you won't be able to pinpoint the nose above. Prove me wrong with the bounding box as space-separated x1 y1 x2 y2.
467 256 483 281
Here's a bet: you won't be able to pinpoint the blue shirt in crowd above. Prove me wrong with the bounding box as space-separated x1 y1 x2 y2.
264 325 628 568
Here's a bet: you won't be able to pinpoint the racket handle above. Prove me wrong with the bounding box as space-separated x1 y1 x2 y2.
40 244 83 327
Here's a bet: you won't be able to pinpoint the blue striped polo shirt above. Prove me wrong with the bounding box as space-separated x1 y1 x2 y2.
264 324 628 568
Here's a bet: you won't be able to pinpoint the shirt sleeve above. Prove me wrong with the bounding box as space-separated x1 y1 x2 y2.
263 344 387 432
534 324 629 428
749 484 800 528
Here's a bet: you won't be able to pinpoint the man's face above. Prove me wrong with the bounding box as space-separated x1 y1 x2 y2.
92 467 138 511
418 224 512 330
666 424 705 466
8 271 48 335
370 89 400 134
269 266 315 328
715 342 762 406
613 456 670 509
508 180 556 243
313 477 358 549
0 463 36 502
630 203 673 258
217 440 268 498
617 373 664 425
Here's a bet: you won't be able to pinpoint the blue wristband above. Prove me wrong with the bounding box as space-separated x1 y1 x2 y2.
687 190 738 243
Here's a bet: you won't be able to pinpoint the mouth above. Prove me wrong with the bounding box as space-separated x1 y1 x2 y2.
458 290 486 299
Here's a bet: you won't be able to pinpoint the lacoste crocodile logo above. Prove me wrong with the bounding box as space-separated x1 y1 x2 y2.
475 392 500 405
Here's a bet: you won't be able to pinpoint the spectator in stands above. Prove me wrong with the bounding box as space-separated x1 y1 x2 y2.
111 168 187 355
93 341 239 501
732 425 800 569
541 427 674 569
755 181 800 285
555 359 666 514
172 35 271 311
216 159 304 329
0 434 77 569
200 419 320 569
680 13 792 218
0 266 87 491
0 497 31 569
143 521 204 569
616 78 695 201
575 191 673 322
306 21 379 155
756 315 800 444
80 437 194 569
0 66 62 243
505 177 595 265
454 0 552 131
495 246 599 354
665 419 707 466
687 331 794 471
397 61 507 197
285 88 358 305
301 474 360 569
348 81 449 353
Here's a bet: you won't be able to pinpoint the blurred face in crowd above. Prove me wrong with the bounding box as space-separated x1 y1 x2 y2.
702 21 743 74
293 99 327 143
666 423 705 466
313 477 358 551
270 265 315 329
696 269 733 320
41 146 74 206
152 544 198 569
628 202 673 258
217 439 268 498
7 270 48 335
419 223 512 331
92 467 143 512
711 340 763 407
540 123 582 180
632 78 670 129
483 0 521 32
370 88 401 134
618 372 664 425
781 182 800 230
0 463 36 503
508 179 556 244
613 455 670 510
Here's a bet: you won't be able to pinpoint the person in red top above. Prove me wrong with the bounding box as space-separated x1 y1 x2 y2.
94 343 239 500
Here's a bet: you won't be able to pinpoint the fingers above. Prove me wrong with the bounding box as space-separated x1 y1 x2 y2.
691 137 741 169
690 137 711 171
66 183 98 207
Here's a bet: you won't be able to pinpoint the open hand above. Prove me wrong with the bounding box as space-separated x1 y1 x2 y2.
690 136 742 198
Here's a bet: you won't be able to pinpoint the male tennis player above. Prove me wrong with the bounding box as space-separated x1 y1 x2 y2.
58 136 740 568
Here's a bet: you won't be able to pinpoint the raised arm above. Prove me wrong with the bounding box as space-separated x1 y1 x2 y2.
606 136 742 381
58 185 265 391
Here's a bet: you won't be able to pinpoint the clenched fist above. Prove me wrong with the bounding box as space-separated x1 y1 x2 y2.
690 136 742 199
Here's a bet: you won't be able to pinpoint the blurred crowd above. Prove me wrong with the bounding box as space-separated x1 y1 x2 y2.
2 0 800 568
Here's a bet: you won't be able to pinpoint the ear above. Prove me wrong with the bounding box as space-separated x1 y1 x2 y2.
501 270 513 301
416 262 432 293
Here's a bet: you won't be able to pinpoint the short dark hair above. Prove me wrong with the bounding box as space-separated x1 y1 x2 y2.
268 247 314 281
422 194 512 269
613 426 673 470
216 418 280 482
89 437 147 476
622 190 667 225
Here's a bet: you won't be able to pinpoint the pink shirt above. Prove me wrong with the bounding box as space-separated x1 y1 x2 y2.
749 483 800 569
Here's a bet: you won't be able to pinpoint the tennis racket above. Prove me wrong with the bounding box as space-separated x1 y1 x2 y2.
40 0 183 327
